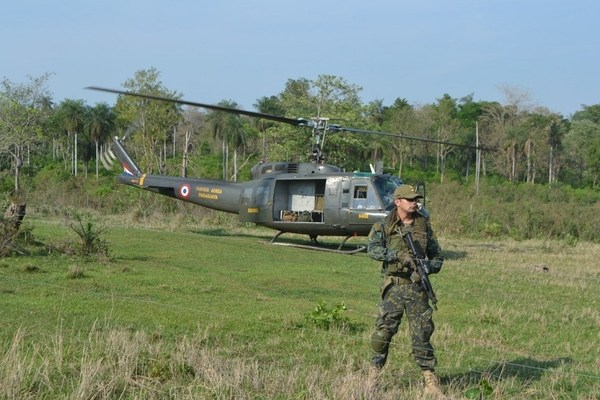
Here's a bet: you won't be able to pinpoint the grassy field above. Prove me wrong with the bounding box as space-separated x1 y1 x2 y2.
1 216 599 399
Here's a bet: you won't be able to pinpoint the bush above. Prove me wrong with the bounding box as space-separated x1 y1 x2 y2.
427 180 600 242
304 301 350 330
65 211 111 259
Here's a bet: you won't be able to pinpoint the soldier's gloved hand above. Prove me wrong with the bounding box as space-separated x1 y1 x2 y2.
385 251 398 263
410 270 421 283
397 252 414 269
428 259 443 274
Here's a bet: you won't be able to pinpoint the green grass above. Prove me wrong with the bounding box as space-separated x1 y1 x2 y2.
1 218 599 399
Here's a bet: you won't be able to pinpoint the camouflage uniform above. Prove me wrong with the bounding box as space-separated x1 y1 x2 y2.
368 208 443 370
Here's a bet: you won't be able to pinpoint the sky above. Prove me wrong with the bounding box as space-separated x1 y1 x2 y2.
2 0 599 117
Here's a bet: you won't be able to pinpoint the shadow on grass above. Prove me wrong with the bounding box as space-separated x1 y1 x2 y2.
189 228 272 240
116 255 152 261
269 240 367 254
442 249 468 260
189 228 232 237
443 356 574 389
188 228 368 254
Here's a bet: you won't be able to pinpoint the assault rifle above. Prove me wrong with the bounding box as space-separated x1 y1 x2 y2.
404 231 438 310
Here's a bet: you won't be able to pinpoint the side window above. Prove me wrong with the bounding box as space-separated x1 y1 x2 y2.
352 185 368 209
352 183 379 210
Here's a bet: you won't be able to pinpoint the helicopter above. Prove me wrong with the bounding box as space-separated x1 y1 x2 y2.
88 87 488 254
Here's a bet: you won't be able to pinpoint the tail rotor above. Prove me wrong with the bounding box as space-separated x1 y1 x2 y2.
99 146 117 170
99 137 142 177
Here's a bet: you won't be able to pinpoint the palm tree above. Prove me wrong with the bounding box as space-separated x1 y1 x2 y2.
206 100 245 180
56 99 87 176
87 103 115 180
253 96 285 162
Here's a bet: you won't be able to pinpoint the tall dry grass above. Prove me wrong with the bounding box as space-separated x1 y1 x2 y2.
1 322 432 399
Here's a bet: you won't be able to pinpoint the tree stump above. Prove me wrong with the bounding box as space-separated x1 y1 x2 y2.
1 202 27 256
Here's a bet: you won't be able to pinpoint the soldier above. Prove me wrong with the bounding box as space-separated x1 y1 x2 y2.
366 185 446 399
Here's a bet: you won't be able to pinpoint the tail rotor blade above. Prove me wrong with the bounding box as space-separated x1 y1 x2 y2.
100 147 117 170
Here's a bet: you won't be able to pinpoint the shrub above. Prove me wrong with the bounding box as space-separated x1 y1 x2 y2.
304 301 350 330
65 211 111 259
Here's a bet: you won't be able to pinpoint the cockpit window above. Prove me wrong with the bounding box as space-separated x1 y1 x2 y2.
372 175 403 209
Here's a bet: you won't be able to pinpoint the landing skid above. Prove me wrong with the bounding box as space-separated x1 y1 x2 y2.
264 231 366 255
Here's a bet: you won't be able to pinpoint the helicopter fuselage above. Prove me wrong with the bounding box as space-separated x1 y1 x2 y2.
117 160 401 238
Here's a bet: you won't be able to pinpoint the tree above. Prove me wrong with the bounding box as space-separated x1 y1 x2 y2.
54 99 87 176
363 99 386 170
178 107 205 178
479 102 520 181
431 94 461 183
522 113 544 183
571 104 600 124
266 78 314 163
273 75 367 170
114 68 182 173
0 74 51 254
454 96 487 180
86 103 115 180
0 74 52 193
564 115 600 187
542 112 567 184
205 100 248 181
569 105 600 187
517 111 566 185
382 98 418 176
253 96 285 162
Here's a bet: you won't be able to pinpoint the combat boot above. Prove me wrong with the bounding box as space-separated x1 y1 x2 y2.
422 370 447 399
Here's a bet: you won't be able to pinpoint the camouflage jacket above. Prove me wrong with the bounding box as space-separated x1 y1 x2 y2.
367 208 443 274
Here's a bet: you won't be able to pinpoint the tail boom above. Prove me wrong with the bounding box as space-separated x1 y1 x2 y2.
111 138 242 214
117 173 242 214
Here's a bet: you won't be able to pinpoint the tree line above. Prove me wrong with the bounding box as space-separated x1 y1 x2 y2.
2 68 600 197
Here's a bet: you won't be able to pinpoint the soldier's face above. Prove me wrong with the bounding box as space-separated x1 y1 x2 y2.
395 197 419 214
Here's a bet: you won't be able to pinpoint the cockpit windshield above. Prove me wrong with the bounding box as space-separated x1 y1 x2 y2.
372 175 403 210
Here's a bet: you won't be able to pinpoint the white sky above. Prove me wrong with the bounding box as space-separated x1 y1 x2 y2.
2 0 599 117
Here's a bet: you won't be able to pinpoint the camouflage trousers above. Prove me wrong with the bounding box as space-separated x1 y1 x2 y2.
370 279 437 370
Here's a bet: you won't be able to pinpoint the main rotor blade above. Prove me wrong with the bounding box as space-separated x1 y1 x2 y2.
86 86 307 126
329 125 495 152
87 86 494 151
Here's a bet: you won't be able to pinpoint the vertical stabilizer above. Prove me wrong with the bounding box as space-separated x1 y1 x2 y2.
112 137 142 177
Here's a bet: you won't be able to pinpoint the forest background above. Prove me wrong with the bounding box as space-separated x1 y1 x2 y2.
1 68 599 243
